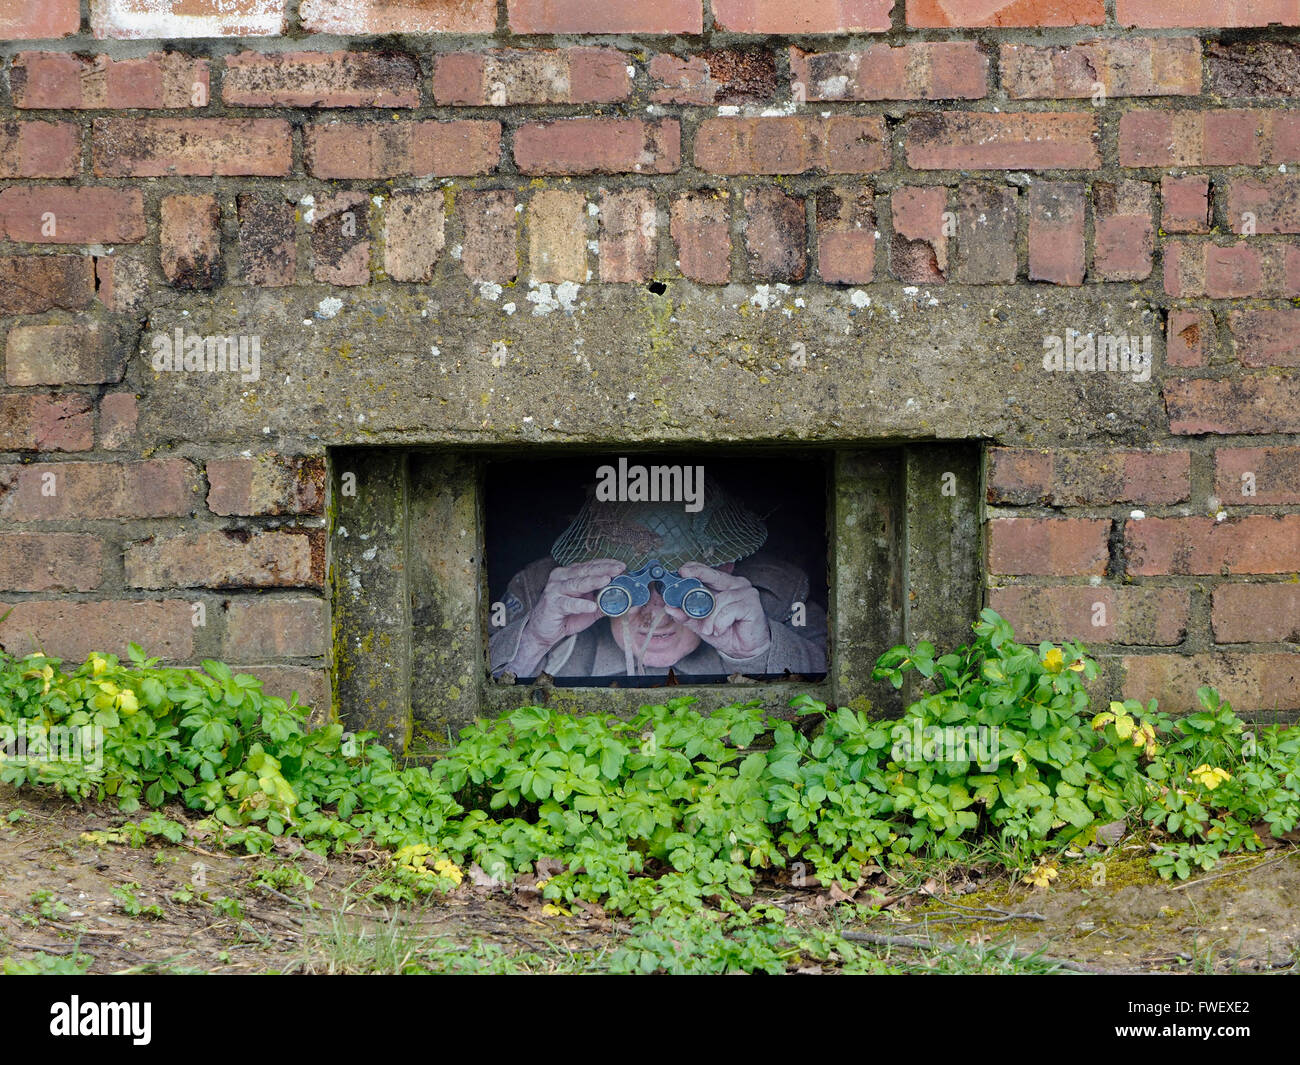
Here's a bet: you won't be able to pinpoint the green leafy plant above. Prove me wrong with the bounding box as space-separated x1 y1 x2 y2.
2 613 1297 919
2 949 92 975
111 883 164 919
27 889 69 923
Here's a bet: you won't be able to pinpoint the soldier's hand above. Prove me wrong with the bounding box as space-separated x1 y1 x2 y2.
516 560 625 659
665 564 772 661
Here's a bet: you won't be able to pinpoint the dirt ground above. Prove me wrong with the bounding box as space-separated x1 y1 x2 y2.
1 784 1296 975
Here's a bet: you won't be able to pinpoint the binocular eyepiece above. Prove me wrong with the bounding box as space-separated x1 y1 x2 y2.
596 560 715 620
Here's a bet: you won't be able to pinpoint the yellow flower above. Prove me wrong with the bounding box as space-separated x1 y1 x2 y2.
22 664 55 694
432 859 463 886
1024 861 1059 888
1042 648 1064 673
1190 765 1231 790
1133 722 1158 756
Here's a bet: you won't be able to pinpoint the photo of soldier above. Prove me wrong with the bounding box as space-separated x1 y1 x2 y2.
486 457 827 686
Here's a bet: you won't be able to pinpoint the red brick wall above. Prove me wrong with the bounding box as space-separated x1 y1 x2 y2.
2 0 1298 715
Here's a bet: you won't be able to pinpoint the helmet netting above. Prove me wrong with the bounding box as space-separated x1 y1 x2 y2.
551 482 767 571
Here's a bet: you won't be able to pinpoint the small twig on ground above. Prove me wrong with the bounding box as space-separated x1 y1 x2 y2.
1171 848 1296 892
840 930 1115 974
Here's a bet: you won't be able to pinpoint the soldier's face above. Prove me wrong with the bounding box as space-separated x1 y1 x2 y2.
609 585 702 666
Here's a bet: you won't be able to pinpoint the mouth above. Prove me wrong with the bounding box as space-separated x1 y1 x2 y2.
633 627 680 644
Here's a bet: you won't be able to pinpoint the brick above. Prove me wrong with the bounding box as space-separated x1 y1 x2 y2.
599 189 657 284
816 187 875 285
1117 0 1300 28
0 187 145 245
312 192 370 287
1092 181 1152 282
903 112 1099 171
987 448 1191 506
650 50 778 106
0 394 93 452
434 49 630 106
987 518 1110 576
506 0 702 33
952 184 1017 284
791 43 987 102
1123 653 1299 713
1213 585 1300 643
1215 447 1300 505
743 188 807 283
695 116 888 175
91 0 284 37
0 601 194 662
0 1 79 38
11 52 208 109
714 0 893 32
160 195 222 291
984 448 1052 503
1027 182 1085 285
224 51 420 109
0 256 93 314
207 455 326 516
304 120 499 179
301 0 494 32
1207 40 1300 98
95 255 148 313
93 118 290 177
670 190 731 285
222 597 326 660
1166 309 1210 368
1165 376 1300 434
238 193 296 288
1119 109 1300 167
1164 240 1300 299
908 0 1104 26
98 392 138 450
384 191 445 283
126 530 320 589
989 586 1189 645
1226 175 1300 234
0 533 101 593
1161 175 1210 234
0 459 199 522
889 186 948 283
5 321 130 387
1001 38 1201 99
1125 515 1300 576
528 190 588 284
0 121 79 178
1228 309 1300 367
515 118 680 176
459 190 517 284
250 665 329 713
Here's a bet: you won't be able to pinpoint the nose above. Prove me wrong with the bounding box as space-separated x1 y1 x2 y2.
648 586 666 608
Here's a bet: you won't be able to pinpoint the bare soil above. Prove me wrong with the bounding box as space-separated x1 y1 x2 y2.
2 784 1296 974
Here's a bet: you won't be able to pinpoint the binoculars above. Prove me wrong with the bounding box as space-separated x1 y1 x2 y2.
596 560 715 620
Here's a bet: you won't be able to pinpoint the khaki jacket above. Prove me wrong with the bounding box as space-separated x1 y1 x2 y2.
489 554 826 681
